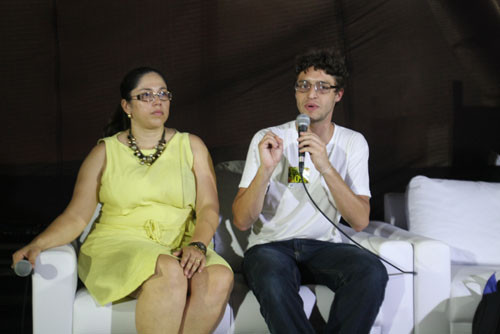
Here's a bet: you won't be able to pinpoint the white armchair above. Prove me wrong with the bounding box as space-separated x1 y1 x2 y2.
31 161 416 334
366 176 500 334
32 206 234 334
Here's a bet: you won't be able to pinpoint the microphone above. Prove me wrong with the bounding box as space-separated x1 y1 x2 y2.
296 114 310 174
13 259 33 277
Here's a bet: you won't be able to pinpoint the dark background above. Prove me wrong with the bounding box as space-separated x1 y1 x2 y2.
1 1 499 332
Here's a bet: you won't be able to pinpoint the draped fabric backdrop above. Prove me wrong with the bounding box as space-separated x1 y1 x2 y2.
1 0 499 228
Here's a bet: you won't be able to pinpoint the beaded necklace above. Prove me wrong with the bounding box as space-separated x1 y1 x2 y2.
127 128 166 165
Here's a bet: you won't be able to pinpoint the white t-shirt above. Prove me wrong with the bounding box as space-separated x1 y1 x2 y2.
239 120 371 250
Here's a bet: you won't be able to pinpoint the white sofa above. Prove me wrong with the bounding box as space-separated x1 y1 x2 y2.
32 161 415 334
366 176 500 334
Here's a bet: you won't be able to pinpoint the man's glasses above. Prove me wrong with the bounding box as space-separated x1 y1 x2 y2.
131 90 172 102
295 80 338 94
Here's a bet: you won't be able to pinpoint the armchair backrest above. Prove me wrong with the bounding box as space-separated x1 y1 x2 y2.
384 192 407 229
213 160 249 273
78 203 102 245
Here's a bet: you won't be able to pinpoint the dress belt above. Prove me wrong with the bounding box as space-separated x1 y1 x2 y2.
144 219 168 246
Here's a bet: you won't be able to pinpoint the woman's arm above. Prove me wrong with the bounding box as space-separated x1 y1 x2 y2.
12 142 106 267
189 134 219 245
174 134 219 278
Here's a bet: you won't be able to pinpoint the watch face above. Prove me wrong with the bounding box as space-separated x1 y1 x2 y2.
190 242 207 254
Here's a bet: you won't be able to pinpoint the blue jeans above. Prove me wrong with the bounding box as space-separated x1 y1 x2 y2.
243 239 388 334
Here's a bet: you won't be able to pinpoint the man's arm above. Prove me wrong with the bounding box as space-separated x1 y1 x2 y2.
232 131 283 231
299 131 370 231
320 167 370 231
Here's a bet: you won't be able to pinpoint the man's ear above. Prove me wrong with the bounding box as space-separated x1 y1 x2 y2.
335 88 344 102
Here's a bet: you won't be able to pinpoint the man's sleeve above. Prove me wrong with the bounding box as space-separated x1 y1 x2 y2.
238 130 266 189
345 133 371 197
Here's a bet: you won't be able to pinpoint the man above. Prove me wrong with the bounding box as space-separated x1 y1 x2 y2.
232 48 388 333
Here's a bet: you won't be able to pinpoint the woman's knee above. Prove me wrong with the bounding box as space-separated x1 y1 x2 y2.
191 265 233 305
156 254 182 273
149 254 188 292
218 265 234 286
206 266 234 295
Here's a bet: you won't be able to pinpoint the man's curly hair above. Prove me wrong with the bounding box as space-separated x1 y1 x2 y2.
295 48 349 89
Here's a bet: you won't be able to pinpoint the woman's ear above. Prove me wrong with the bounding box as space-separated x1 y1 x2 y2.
121 99 131 117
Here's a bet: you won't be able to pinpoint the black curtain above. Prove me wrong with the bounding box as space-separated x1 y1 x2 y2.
1 0 499 225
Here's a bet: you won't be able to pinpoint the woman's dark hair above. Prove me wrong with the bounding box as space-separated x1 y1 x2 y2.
103 66 168 137
295 48 349 89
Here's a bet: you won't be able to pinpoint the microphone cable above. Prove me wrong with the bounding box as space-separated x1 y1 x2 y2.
12 259 33 334
21 275 29 334
299 169 416 276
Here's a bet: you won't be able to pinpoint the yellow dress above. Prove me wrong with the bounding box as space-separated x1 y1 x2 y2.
78 131 229 306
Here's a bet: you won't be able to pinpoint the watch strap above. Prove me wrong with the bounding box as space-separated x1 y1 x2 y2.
188 241 207 255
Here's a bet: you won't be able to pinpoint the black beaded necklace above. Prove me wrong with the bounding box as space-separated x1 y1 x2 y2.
127 128 166 166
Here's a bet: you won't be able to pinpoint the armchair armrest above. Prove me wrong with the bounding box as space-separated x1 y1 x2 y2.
340 226 415 333
365 220 451 334
342 227 412 272
32 243 78 334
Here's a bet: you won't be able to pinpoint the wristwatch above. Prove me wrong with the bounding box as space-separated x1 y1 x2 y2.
188 241 207 255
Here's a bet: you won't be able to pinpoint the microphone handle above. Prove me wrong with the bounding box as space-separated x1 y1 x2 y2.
298 125 308 133
298 125 308 173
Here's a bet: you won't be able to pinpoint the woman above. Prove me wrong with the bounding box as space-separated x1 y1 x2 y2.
12 67 233 333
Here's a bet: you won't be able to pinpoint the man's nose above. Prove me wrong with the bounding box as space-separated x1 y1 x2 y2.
307 85 318 98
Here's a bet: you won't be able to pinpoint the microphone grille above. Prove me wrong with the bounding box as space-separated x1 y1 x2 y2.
14 259 32 277
296 114 310 127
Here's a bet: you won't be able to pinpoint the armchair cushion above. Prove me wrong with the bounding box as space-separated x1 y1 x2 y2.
72 288 233 334
406 176 500 265
73 290 135 334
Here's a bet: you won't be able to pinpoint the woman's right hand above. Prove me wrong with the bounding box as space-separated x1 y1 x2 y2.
12 243 42 269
